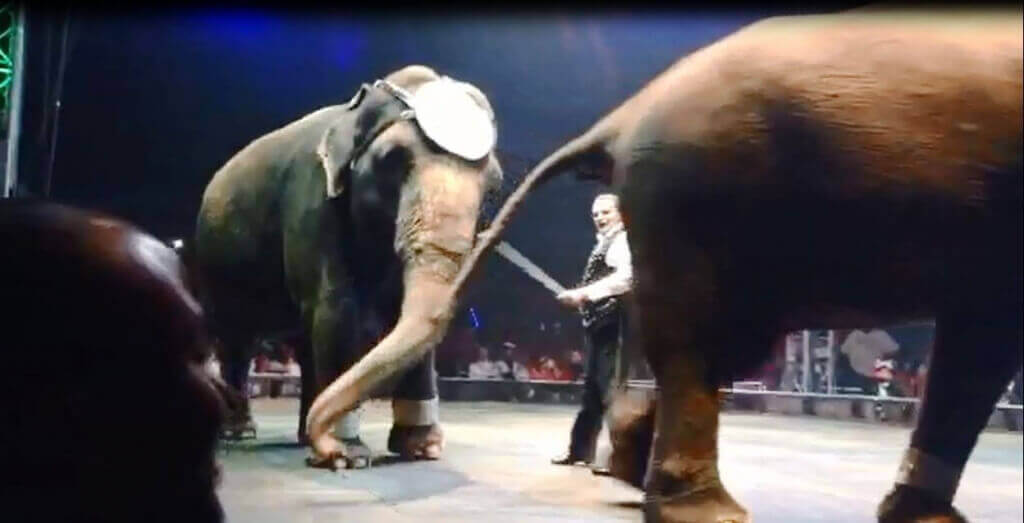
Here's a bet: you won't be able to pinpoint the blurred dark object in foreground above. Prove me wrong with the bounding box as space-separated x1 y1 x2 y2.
0 199 225 523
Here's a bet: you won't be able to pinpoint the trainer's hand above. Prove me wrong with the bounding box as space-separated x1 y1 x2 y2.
557 289 588 308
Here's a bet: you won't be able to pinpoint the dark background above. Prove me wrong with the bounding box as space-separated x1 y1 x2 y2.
14 7 852 368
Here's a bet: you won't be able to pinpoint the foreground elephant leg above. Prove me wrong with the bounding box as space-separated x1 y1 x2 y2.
634 289 750 523
608 390 656 490
644 352 748 523
877 310 1021 523
388 349 444 460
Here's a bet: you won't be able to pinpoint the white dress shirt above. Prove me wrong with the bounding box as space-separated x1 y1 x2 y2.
577 223 633 302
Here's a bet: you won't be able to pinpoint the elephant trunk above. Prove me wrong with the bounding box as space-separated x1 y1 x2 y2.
305 267 455 460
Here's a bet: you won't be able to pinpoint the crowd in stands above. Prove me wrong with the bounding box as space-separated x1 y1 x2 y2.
465 343 585 382
211 324 1022 406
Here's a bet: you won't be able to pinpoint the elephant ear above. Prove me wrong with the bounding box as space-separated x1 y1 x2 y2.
317 83 410 199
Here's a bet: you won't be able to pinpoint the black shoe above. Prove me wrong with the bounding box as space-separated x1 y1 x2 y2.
590 465 612 476
551 452 588 466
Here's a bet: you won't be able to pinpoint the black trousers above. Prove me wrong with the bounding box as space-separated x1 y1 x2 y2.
567 317 623 461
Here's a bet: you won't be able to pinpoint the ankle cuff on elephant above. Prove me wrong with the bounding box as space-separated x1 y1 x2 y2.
894 447 963 501
392 397 439 426
334 405 363 440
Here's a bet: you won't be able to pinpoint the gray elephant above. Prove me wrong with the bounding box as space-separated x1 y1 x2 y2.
193 65 502 468
336 7 1017 523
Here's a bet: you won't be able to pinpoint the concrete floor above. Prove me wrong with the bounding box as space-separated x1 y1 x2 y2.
218 398 1023 523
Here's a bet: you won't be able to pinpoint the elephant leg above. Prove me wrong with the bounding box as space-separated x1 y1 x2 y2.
295 331 314 445
387 349 443 460
218 332 257 439
877 308 1022 523
304 296 372 469
293 330 364 452
632 284 753 523
608 388 657 490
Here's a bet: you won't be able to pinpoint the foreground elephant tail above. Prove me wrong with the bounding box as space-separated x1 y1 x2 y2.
448 124 618 300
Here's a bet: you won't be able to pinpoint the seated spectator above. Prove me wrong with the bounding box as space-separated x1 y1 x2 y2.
284 350 302 377
873 357 896 397
250 352 270 374
468 346 501 379
265 358 287 374
496 342 530 381
529 356 569 381
1 200 225 522
567 349 585 382
547 357 570 381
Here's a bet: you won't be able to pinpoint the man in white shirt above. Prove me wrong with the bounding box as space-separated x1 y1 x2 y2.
551 193 633 470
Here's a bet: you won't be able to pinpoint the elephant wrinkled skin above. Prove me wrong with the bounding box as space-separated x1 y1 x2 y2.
449 7 1022 523
193 65 502 468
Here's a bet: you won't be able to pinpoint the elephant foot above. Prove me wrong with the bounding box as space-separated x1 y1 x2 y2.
387 423 444 460
220 415 257 441
608 391 656 490
645 485 750 523
341 437 372 469
305 434 348 471
877 485 968 523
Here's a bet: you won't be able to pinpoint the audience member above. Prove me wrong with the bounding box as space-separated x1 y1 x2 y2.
567 349 585 381
496 341 530 381
468 346 502 380
285 351 301 377
528 356 569 381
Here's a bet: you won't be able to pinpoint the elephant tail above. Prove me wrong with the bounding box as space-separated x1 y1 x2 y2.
448 122 618 303
533 124 618 186
486 122 616 235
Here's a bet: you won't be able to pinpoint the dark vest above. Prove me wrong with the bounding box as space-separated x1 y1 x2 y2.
579 228 625 329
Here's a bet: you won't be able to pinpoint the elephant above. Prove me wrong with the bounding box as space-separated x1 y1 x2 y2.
428 7 1022 523
1 200 225 523
193 65 502 468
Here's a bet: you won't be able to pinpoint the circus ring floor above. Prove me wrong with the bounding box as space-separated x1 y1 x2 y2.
217 398 1023 523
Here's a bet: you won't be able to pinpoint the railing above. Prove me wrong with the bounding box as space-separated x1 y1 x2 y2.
237 373 1021 431
246 372 300 397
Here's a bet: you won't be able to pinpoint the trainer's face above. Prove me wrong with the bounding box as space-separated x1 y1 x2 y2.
592 197 621 235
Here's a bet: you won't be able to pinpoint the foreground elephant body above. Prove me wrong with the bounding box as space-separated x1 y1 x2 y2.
1 200 225 522
457 8 1021 523
194 65 501 466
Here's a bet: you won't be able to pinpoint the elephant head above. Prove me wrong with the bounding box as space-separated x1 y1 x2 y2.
305 65 503 462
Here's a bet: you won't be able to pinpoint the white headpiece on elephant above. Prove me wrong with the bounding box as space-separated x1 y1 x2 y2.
375 76 497 162
317 75 498 199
